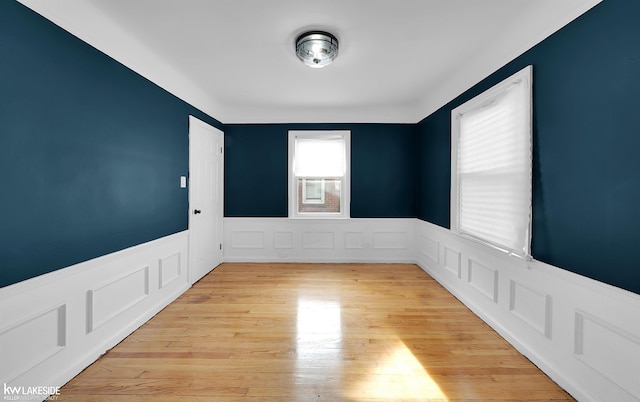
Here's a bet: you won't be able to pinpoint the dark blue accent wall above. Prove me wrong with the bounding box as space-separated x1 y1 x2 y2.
351 124 416 218
0 2 221 287
416 0 640 295
224 124 416 218
4 0 638 297
224 125 289 217
416 107 450 228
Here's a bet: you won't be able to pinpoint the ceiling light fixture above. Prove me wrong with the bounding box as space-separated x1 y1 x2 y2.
295 31 339 68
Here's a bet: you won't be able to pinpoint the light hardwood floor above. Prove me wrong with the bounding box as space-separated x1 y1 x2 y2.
57 263 574 401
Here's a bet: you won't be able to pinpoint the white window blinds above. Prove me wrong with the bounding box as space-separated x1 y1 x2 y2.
452 66 533 258
294 136 346 177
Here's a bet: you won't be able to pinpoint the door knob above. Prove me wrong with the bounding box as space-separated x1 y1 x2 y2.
194 209 202 214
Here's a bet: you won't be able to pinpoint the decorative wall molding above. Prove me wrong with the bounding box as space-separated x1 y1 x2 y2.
87 265 150 333
0 231 190 396
443 247 461 278
468 259 499 303
574 310 640 399
159 253 182 289
302 231 335 249
415 219 640 402
2 219 639 402
224 218 415 263
509 280 552 338
418 235 439 264
372 232 407 249
0 303 66 383
231 231 265 249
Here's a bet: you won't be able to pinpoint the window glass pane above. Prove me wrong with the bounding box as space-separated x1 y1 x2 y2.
297 178 341 213
302 179 325 204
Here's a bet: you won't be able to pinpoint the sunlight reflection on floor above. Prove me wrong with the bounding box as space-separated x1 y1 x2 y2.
348 338 449 401
296 298 342 351
295 298 343 365
295 298 448 400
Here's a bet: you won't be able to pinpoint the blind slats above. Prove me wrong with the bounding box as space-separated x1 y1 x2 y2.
294 136 345 177
454 67 532 257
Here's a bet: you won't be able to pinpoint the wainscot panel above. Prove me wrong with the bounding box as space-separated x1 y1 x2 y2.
509 280 552 338
159 253 182 289
0 231 190 399
0 303 66 384
415 219 640 402
574 311 640 399
224 218 415 263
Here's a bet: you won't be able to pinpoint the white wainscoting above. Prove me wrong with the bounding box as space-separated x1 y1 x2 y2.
3 219 639 402
224 218 416 263
415 219 640 402
0 231 190 399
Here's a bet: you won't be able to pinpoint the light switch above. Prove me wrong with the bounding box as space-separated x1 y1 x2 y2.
180 176 187 188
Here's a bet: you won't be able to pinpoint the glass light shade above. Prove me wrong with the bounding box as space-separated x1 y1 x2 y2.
295 31 339 68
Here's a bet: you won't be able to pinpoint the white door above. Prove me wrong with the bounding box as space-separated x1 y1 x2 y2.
188 116 224 284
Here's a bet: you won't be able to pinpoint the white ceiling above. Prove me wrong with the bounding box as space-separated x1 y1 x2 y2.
19 0 600 124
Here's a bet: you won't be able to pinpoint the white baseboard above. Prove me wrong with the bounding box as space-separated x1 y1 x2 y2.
415 219 640 402
223 217 416 263
0 231 190 400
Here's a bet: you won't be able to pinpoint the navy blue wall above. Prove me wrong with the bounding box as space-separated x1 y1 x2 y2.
0 2 221 287
224 125 288 217
416 0 640 295
416 107 450 228
225 124 416 218
5 0 639 296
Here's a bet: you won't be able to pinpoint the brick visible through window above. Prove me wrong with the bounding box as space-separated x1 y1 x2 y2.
298 178 341 213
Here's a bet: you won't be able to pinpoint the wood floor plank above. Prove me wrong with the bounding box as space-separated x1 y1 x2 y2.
56 263 574 401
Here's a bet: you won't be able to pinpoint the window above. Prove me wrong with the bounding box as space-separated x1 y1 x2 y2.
302 179 325 204
451 65 533 258
289 130 350 218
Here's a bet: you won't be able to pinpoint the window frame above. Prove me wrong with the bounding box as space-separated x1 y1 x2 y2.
450 65 533 258
288 130 351 219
